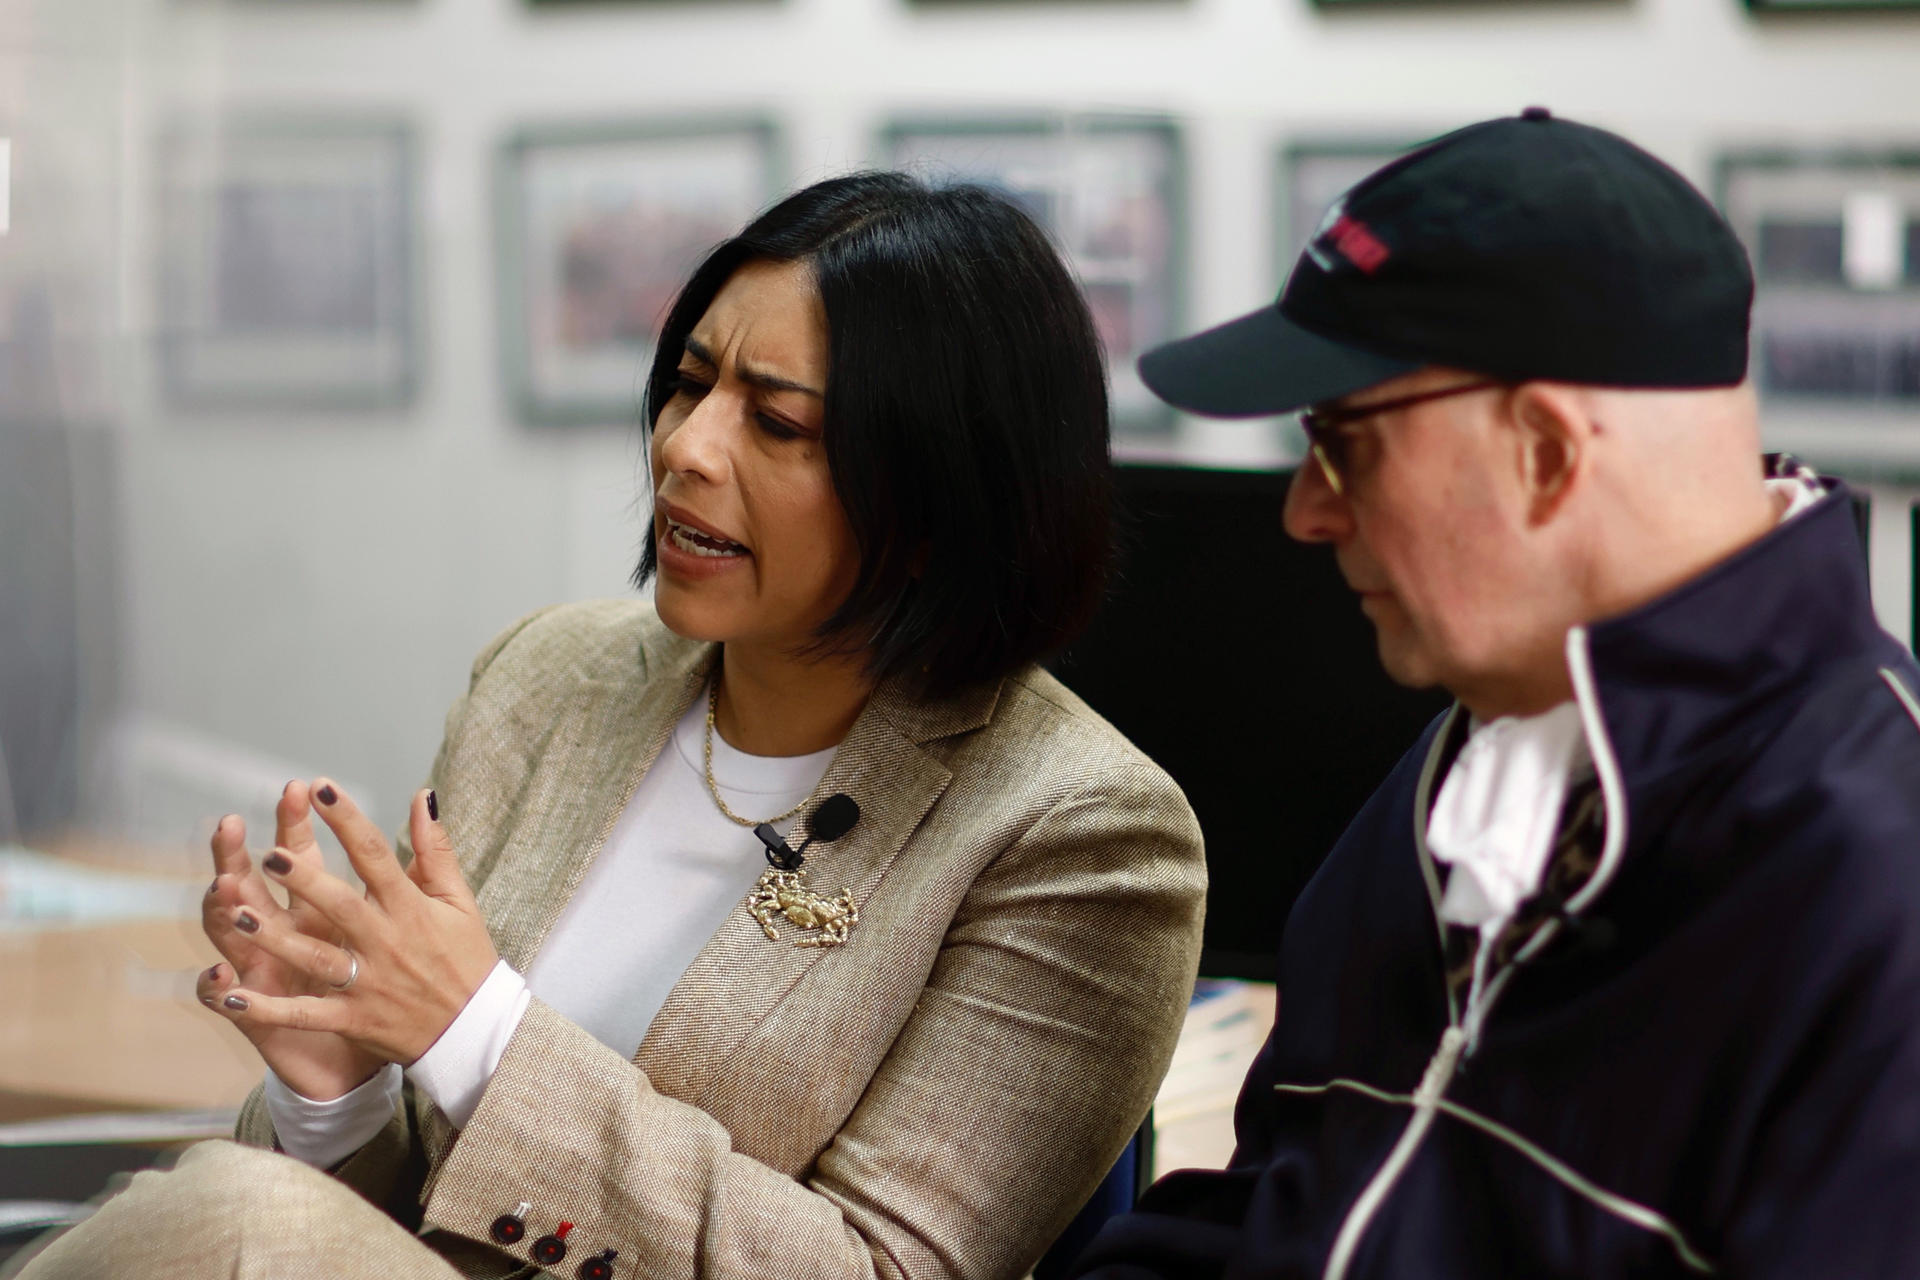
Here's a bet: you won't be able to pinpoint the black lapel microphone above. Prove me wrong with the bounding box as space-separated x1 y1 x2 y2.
1511 877 1617 972
1541 906 1617 967
1560 912 1617 955
754 793 861 872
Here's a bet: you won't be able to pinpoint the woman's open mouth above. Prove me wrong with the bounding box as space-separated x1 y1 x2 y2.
666 518 750 559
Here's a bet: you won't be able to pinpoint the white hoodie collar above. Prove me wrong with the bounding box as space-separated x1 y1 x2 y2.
1426 467 1826 943
1427 703 1590 936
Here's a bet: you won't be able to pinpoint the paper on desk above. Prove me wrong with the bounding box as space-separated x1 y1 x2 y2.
0 1107 240 1147
1155 980 1277 1124
1151 979 1277 1176
0 848 204 929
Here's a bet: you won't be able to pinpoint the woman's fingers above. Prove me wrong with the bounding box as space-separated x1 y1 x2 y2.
272 780 344 936
309 779 408 901
205 831 298 924
209 987 351 1037
201 880 248 960
275 779 323 857
226 900 359 989
208 813 299 919
259 841 374 939
195 961 233 1010
209 814 252 880
284 886 336 942
202 867 281 966
406 789 476 906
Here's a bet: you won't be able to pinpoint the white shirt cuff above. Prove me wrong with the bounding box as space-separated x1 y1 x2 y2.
404 958 532 1129
264 1063 404 1170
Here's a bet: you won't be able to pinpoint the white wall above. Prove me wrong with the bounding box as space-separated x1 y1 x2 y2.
6 0 1919 843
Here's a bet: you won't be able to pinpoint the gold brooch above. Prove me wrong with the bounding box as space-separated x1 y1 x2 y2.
744 794 863 949
746 868 859 948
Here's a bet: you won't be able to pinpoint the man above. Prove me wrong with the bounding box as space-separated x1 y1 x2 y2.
1070 110 1920 1278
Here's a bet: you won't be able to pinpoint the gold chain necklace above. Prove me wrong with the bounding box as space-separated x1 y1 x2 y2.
703 679 810 828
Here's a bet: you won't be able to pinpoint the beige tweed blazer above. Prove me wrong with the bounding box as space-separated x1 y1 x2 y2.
235 599 1206 1280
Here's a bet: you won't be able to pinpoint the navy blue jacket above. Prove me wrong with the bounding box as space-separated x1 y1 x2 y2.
1073 487 1920 1279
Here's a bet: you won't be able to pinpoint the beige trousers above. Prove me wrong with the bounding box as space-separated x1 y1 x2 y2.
7 1140 464 1280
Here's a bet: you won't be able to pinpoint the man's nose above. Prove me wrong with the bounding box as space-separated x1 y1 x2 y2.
1282 458 1353 545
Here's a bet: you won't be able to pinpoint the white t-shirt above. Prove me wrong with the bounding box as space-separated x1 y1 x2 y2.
265 695 834 1168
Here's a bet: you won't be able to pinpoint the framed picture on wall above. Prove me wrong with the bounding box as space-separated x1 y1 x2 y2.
1309 0 1613 6
1278 140 1421 281
156 117 417 411
883 116 1184 434
1718 149 1920 473
1719 151 1920 399
1745 0 1920 12
1263 140 1422 459
498 119 779 427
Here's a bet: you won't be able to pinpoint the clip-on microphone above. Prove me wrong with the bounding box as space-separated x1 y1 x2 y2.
754 793 860 872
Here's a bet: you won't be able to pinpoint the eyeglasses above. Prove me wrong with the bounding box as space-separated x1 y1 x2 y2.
1298 380 1504 497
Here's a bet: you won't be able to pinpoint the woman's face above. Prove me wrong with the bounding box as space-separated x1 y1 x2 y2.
649 258 859 655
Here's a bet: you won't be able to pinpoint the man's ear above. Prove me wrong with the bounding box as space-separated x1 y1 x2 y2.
1507 382 1591 526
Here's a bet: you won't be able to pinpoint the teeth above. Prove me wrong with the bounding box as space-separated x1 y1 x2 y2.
668 520 746 558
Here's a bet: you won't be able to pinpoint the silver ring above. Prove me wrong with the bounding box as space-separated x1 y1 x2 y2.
330 949 359 992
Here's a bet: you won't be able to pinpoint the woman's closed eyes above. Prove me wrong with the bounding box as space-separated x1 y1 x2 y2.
669 370 814 442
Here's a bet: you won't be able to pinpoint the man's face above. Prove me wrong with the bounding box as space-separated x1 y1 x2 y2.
1283 367 1540 703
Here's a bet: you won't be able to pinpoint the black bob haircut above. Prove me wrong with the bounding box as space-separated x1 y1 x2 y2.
633 171 1114 699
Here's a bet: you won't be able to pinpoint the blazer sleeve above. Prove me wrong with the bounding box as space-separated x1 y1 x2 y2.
231 604 562 1209
416 761 1207 1280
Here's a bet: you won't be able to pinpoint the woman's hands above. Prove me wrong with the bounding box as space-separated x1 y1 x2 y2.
200 779 500 1074
199 781 389 1101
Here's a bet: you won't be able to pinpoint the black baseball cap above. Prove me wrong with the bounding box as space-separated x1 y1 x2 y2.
1140 108 1755 417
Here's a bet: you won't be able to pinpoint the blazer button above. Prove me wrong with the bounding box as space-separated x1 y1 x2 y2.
490 1202 530 1246
578 1248 618 1280
532 1222 575 1267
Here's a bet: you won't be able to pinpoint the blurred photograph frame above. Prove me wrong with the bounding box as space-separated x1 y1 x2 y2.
1309 0 1625 7
497 117 781 428
155 115 418 412
1745 0 1920 12
1716 147 1920 475
1267 138 1422 457
1717 149 1920 399
881 114 1186 435
1277 138 1423 286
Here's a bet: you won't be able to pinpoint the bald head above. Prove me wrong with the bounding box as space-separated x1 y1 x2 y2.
1512 379 1774 624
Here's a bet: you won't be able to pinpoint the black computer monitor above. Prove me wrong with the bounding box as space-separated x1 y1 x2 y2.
1052 465 1450 981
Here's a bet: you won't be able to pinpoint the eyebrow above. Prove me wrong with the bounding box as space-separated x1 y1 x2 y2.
683 337 824 399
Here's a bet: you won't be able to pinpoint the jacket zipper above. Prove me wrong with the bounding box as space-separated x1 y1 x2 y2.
1322 1025 1466 1280
1322 627 1632 1278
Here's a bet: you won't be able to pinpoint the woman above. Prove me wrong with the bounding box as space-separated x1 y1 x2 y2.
17 173 1205 1280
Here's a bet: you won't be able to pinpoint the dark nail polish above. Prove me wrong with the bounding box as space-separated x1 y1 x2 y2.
208 879 220 897
224 995 249 1011
316 784 338 806
263 851 292 875
235 910 259 934
200 995 216 1008
206 964 221 981
427 789 439 822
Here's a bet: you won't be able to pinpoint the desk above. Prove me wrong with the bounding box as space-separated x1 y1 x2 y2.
1 848 260 1121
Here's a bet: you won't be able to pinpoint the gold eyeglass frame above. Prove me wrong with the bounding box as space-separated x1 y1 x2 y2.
1298 379 1504 496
